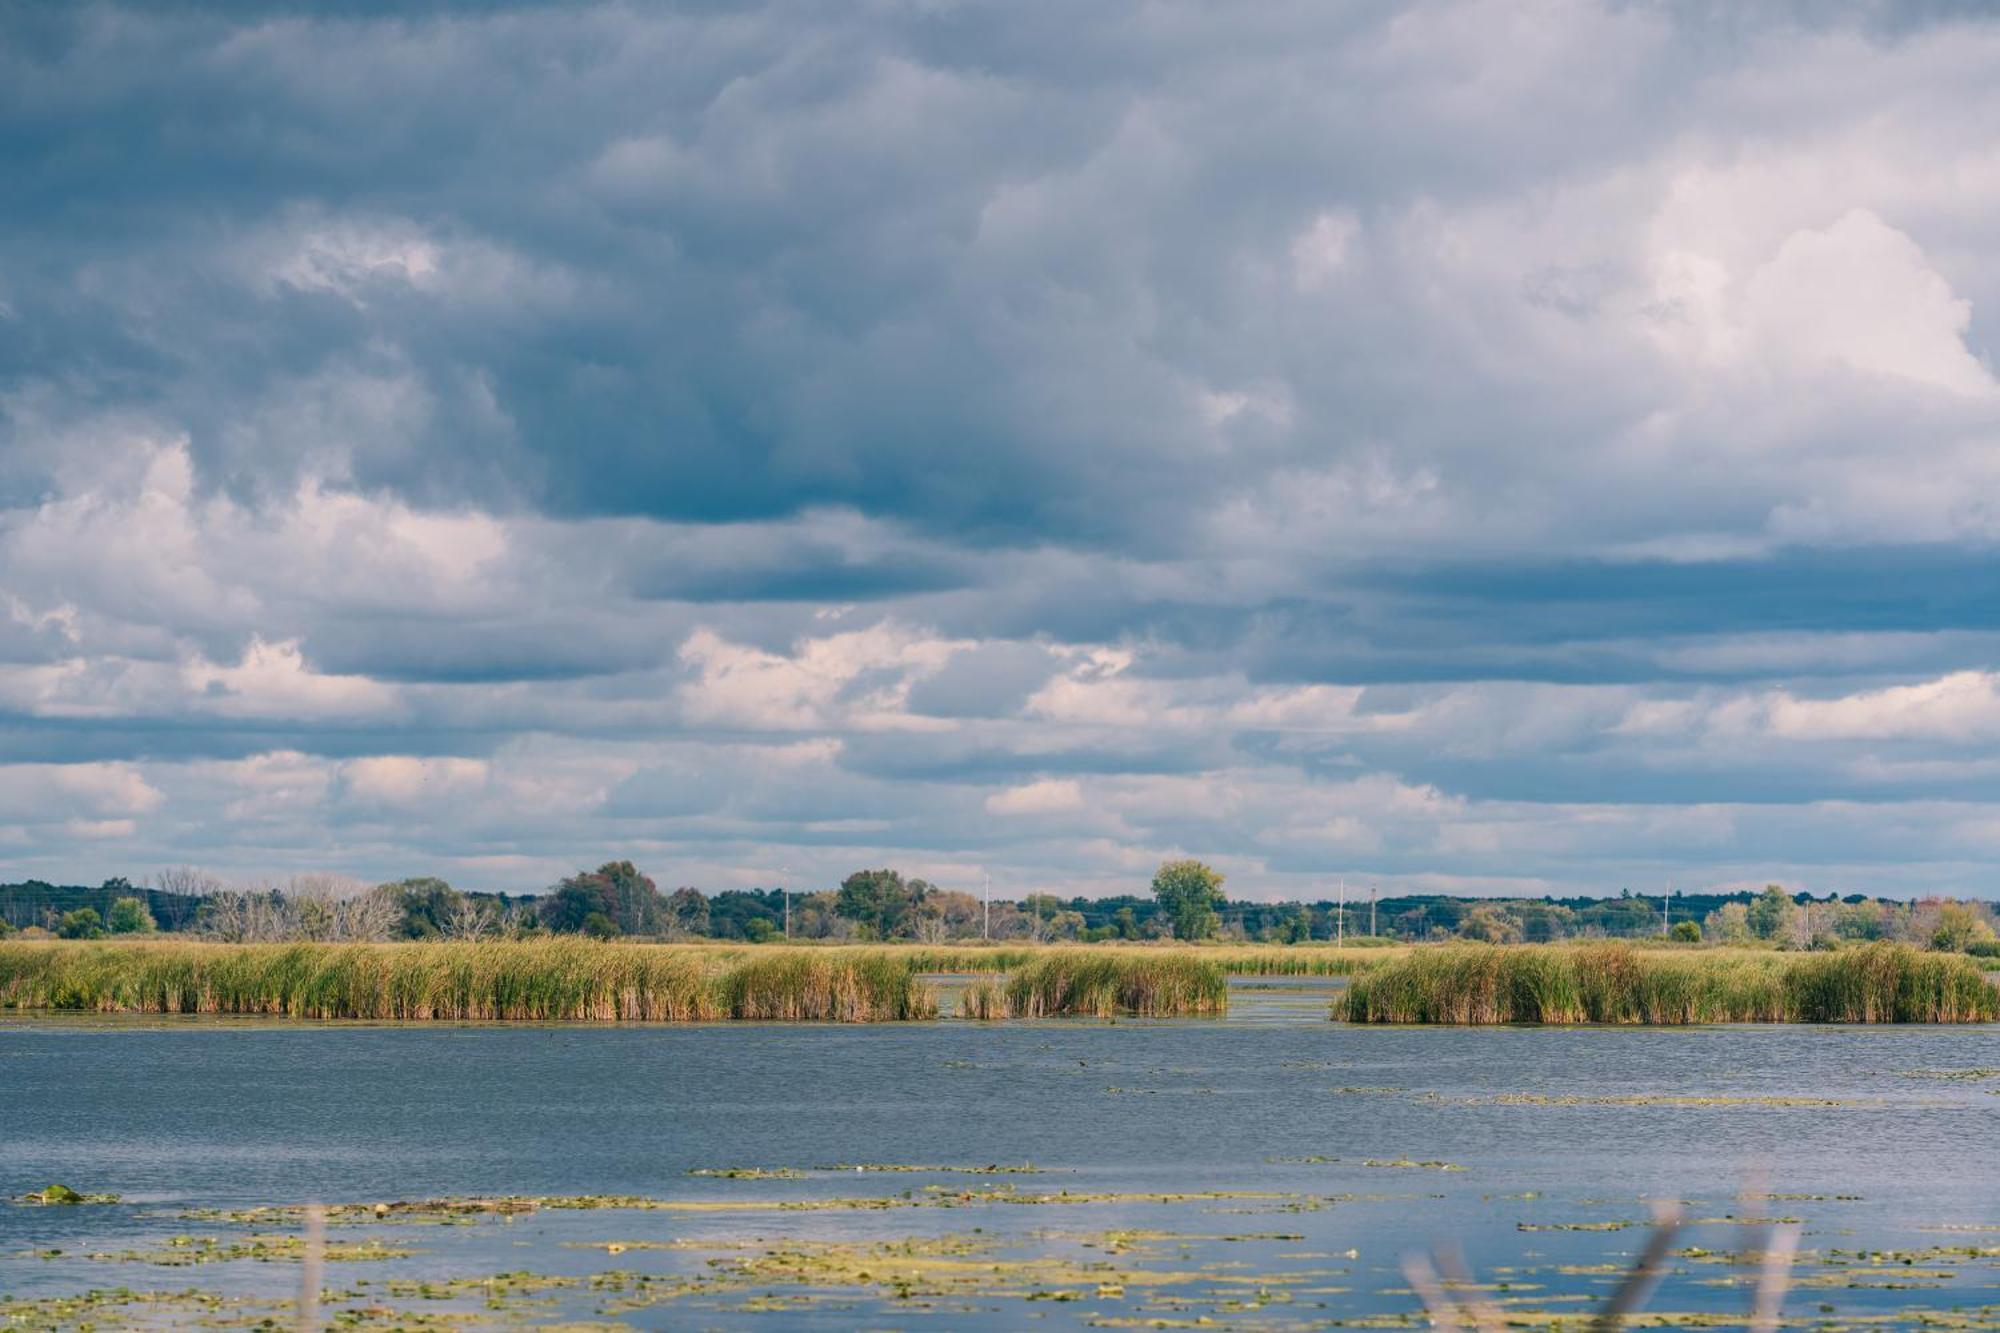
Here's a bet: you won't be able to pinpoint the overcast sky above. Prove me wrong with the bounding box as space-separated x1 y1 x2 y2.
4 1 2000 899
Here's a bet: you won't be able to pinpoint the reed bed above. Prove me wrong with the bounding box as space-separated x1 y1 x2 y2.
981 951 1230 1018
0 940 934 1022
1339 942 2000 1024
956 979 1010 1020
896 942 1403 977
713 950 936 1021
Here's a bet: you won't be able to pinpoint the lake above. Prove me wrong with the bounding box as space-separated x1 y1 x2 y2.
3 980 1997 1328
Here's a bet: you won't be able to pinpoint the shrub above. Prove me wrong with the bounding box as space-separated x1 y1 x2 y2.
107 898 157 935
1669 920 1701 943
56 909 106 940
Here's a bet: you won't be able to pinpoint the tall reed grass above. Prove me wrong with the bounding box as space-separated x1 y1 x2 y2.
713 950 936 1020
1339 941 1999 1024
0 940 934 1022
978 951 1229 1018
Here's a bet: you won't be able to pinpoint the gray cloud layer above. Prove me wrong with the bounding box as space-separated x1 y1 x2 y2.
4 1 2000 897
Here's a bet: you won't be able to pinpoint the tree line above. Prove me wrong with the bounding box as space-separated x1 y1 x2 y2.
1 864 1993 954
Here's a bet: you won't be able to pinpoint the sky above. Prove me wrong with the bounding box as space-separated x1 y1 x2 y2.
3 1 2000 900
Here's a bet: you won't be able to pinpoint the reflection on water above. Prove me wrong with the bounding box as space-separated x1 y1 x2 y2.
2 991 1998 1327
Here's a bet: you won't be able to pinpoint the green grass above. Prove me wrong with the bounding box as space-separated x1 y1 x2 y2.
989 951 1229 1018
0 940 934 1022
1338 941 2000 1024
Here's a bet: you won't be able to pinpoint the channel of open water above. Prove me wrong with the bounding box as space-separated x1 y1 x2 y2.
2 977 1997 1328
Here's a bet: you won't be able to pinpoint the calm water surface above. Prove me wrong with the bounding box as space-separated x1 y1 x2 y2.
3 983 1997 1328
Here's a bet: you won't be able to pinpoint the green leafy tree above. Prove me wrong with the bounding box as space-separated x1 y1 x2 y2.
835 869 922 939
383 877 463 938
709 889 783 940
1834 900 1887 940
540 862 663 935
1930 902 1997 953
1457 903 1523 943
1150 859 1225 941
1670 919 1702 943
665 886 709 937
581 911 619 940
1747 885 1797 941
1111 906 1141 940
57 907 106 939
1704 902 1750 943
107 897 156 935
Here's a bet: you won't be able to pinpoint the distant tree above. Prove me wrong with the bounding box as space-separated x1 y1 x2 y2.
1011 893 1086 942
141 866 222 930
439 896 498 941
57 907 106 939
581 911 619 940
1260 902 1310 944
1458 904 1523 944
1150 860 1225 941
1834 900 1887 940
596 861 663 936
1704 902 1751 943
665 887 709 937
743 916 778 943
1930 902 1997 953
107 897 156 935
541 879 611 933
383 877 463 939
788 890 853 940
1669 919 1702 943
541 862 663 936
835 869 922 939
1112 906 1141 940
709 889 783 940
1747 885 1797 941
908 890 982 942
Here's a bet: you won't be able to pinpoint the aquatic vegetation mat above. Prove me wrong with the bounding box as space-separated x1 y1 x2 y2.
15 1185 2000 1331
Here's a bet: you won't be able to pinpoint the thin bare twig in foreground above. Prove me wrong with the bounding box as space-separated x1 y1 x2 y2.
1590 1199 1683 1333
1749 1221 1801 1333
1433 1241 1505 1333
1402 1252 1467 1330
297 1202 324 1332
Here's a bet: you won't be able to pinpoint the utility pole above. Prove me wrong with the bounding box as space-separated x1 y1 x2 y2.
983 871 990 941
1337 876 1346 946
1369 883 1377 939
780 866 790 940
